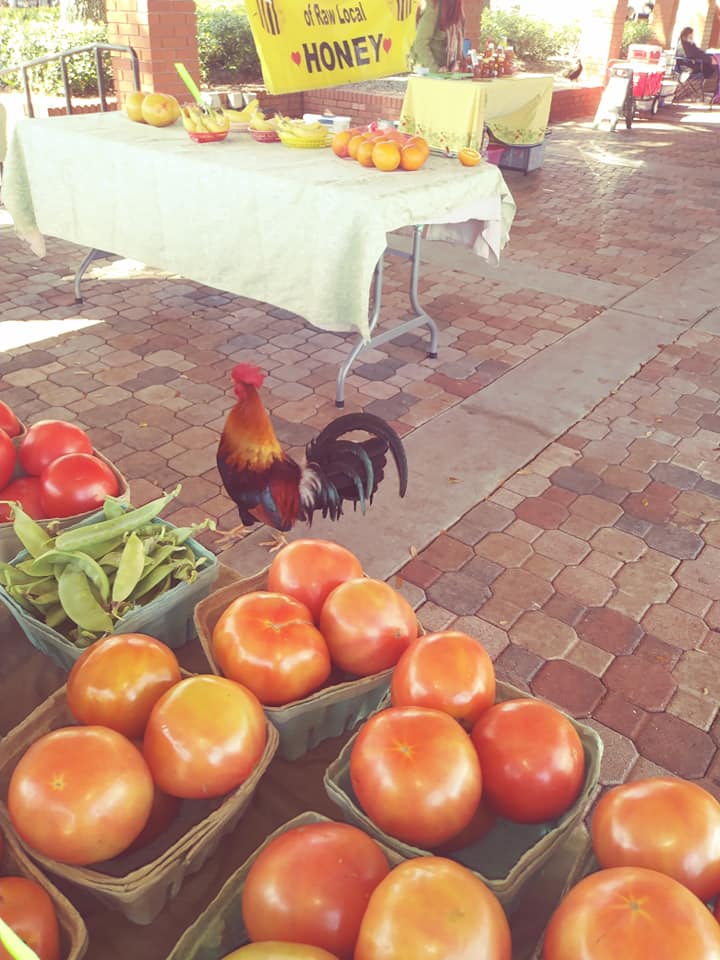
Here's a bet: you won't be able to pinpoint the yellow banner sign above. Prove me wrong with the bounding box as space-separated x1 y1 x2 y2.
247 0 418 94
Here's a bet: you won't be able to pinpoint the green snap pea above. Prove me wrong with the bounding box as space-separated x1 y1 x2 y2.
0 563 41 588
171 518 217 544
132 561 177 601
112 533 146 603
12 506 52 558
58 565 113 634
44 605 69 630
139 543 178 577
81 534 127 561
30 550 110 604
103 496 130 520
55 485 181 553
6 586 37 613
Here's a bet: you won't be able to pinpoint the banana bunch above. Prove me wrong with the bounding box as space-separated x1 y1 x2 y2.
225 98 259 123
275 115 331 148
248 108 278 133
180 104 230 134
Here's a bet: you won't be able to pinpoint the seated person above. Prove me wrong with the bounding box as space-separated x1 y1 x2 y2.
676 26 718 79
410 0 465 73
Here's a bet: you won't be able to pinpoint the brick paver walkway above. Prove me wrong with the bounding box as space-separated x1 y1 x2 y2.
2 103 720 802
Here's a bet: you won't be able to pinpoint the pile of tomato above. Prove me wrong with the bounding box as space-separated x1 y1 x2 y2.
211 540 419 705
0 403 121 522
6 634 269 868
217 819 512 960
0 833 62 960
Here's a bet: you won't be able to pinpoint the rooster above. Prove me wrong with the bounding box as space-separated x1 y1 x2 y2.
216 364 408 546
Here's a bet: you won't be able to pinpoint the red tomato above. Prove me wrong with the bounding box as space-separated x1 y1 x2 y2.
212 592 331 706
543 866 720 960
243 822 389 959
66 633 182 739
0 401 22 439
18 420 92 476
471 699 585 824
0 431 15 492
124 783 181 853
0 876 60 960
320 579 417 676
8 726 154 865
433 799 497 855
222 947 339 960
391 631 496 727
354 857 511 960
143 675 267 799
350 707 482 848
0 476 46 522
39 452 119 518
267 539 364 623
592 777 720 902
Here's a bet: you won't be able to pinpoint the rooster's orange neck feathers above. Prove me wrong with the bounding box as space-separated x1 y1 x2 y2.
220 385 283 469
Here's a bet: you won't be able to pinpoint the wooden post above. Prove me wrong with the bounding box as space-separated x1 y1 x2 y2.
105 0 201 106
577 0 630 79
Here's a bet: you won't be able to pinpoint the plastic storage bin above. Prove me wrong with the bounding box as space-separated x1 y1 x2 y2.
497 132 550 174
324 679 603 911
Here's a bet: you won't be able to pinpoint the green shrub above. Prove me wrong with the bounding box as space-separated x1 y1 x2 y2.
0 8 112 96
480 5 580 63
196 4 262 85
620 19 658 58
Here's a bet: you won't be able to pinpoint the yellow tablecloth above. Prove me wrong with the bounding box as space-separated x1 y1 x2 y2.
399 74 554 153
1 112 516 340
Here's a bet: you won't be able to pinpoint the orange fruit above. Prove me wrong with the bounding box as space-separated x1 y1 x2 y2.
458 147 482 167
406 136 430 160
332 131 354 158
373 140 402 172
357 140 376 167
400 143 428 172
348 133 365 160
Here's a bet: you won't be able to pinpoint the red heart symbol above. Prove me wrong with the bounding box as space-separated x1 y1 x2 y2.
291 51 301 66
383 37 392 53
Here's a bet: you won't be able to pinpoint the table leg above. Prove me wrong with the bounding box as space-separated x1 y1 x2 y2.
335 225 440 408
74 248 114 303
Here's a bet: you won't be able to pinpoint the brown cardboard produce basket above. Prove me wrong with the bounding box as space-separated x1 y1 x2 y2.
324 680 603 912
167 810 404 960
0 805 89 960
0 448 130 562
0 684 279 925
194 568 407 762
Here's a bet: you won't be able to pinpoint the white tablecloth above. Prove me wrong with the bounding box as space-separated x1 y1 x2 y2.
2 112 516 338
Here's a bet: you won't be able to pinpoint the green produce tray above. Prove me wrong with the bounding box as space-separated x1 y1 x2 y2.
0 447 129 562
0 685 279 925
0 804 89 960
167 811 404 960
0 514 219 671
323 680 603 912
194 569 406 762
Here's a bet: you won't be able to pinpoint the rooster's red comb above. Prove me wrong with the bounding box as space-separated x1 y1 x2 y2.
231 364 266 388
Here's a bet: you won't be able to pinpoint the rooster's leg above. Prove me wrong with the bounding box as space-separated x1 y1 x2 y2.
214 523 255 546
259 531 289 553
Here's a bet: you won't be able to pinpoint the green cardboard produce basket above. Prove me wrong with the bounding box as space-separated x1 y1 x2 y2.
194 569 419 762
0 804 89 960
323 680 603 912
0 685 279 925
0 513 219 671
167 811 404 960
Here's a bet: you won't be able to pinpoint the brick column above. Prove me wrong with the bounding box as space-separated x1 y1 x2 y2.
463 0 489 49
106 0 200 106
577 0 630 79
649 0 680 47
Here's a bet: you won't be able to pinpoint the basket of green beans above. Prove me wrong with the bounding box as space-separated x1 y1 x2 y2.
0 485 219 671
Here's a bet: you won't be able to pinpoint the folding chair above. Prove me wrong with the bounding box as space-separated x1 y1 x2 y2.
672 55 718 107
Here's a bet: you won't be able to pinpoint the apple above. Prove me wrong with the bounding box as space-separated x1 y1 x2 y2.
125 90 147 123
141 93 181 128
